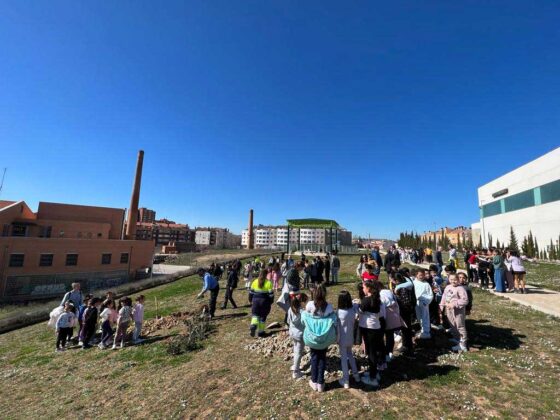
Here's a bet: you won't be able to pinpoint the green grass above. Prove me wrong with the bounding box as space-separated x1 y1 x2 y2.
524 260 560 291
0 255 559 418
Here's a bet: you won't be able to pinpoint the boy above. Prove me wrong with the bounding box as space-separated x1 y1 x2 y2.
221 265 238 309
55 302 76 352
412 269 433 339
428 266 444 330
82 297 102 349
133 295 145 344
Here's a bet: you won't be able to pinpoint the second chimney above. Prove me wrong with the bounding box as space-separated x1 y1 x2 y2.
125 150 144 240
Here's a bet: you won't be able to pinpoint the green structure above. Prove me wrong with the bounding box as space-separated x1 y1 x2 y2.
285 218 341 254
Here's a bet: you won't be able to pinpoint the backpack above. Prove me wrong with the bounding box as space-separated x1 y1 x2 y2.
301 311 337 350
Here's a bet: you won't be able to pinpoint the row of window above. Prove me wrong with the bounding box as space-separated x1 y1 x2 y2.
8 252 129 268
481 179 560 218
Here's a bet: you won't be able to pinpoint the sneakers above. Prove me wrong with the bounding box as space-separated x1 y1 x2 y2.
317 383 325 392
451 344 468 353
249 326 256 337
308 380 317 391
55 348 65 353
522 288 528 294
338 379 350 389
290 365 296 371
98 343 106 350
292 370 303 380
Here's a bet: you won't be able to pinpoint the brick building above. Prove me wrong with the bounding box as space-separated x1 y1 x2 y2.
421 226 473 247
138 207 156 223
135 220 195 252
0 200 154 302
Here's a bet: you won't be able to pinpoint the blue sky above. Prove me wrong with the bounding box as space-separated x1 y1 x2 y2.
1 1 559 238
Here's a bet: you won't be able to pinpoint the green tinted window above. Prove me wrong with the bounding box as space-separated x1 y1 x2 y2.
482 200 502 218
540 179 560 205
504 189 535 213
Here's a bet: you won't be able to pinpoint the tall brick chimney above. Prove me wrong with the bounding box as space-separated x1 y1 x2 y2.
125 150 144 240
248 209 254 249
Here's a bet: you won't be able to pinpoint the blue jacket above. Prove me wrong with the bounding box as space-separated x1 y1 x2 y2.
201 273 219 294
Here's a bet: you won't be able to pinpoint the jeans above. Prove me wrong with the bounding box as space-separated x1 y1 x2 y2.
325 269 330 284
310 348 327 384
56 327 72 348
222 286 237 309
360 327 384 377
292 338 304 372
133 321 143 342
400 310 414 351
384 329 396 356
415 301 431 337
209 286 220 317
100 320 114 346
339 345 358 382
331 268 339 284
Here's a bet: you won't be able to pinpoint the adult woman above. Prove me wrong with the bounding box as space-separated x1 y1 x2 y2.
492 249 507 293
507 251 527 294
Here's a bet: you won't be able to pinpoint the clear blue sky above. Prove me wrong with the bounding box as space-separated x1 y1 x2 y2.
1 1 559 239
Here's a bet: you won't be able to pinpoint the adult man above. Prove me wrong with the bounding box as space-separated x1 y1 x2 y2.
60 282 83 310
384 245 401 273
449 246 458 270
197 268 220 318
315 256 325 283
370 246 383 275
331 251 341 284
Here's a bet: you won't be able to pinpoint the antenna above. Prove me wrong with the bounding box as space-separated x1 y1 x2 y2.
0 168 6 198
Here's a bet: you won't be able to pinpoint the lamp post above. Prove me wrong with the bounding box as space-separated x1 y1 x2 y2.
480 199 487 248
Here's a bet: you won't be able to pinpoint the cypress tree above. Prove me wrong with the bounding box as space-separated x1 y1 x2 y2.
508 226 519 252
522 236 528 255
496 238 501 249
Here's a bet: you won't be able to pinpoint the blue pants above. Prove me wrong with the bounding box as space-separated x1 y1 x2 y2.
310 348 327 384
494 268 506 292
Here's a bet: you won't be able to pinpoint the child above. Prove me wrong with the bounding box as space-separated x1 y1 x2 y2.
99 299 118 349
244 261 253 289
55 302 76 352
378 284 402 363
440 274 468 352
458 272 473 316
113 297 133 349
392 273 415 355
82 298 102 349
133 295 145 344
361 264 379 282
268 262 282 292
249 269 274 337
429 267 444 329
412 269 433 340
337 290 361 389
359 280 386 387
287 293 309 379
77 294 93 346
303 285 336 392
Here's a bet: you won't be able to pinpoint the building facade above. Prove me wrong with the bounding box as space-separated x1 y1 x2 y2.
138 207 156 223
0 200 154 302
241 225 353 249
421 226 473 247
195 227 240 249
477 147 560 252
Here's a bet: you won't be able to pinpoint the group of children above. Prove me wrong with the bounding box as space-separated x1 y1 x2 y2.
53 290 145 352
279 262 473 392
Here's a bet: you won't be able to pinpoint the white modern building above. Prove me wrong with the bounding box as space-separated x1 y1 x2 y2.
241 226 352 249
477 147 560 251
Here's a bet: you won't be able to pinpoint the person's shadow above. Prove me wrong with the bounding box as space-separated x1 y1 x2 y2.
467 319 524 350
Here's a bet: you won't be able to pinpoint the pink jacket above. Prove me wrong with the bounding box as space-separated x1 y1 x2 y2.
440 285 468 310
267 270 282 282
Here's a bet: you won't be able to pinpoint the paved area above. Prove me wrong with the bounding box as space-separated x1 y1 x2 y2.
152 264 192 276
413 261 560 318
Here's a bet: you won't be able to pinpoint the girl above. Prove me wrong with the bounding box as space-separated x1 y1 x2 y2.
55 302 76 352
287 293 309 379
337 290 361 389
268 262 282 292
249 269 274 338
361 264 379 282
457 272 473 316
440 274 468 352
507 251 527 294
244 261 253 290
378 283 402 363
99 299 118 349
113 297 133 349
359 280 386 387
303 285 335 392
392 273 414 355
356 255 368 279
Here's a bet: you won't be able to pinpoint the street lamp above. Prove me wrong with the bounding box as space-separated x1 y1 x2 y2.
479 198 487 248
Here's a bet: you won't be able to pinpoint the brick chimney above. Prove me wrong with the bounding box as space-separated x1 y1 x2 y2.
248 209 254 249
125 150 144 240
